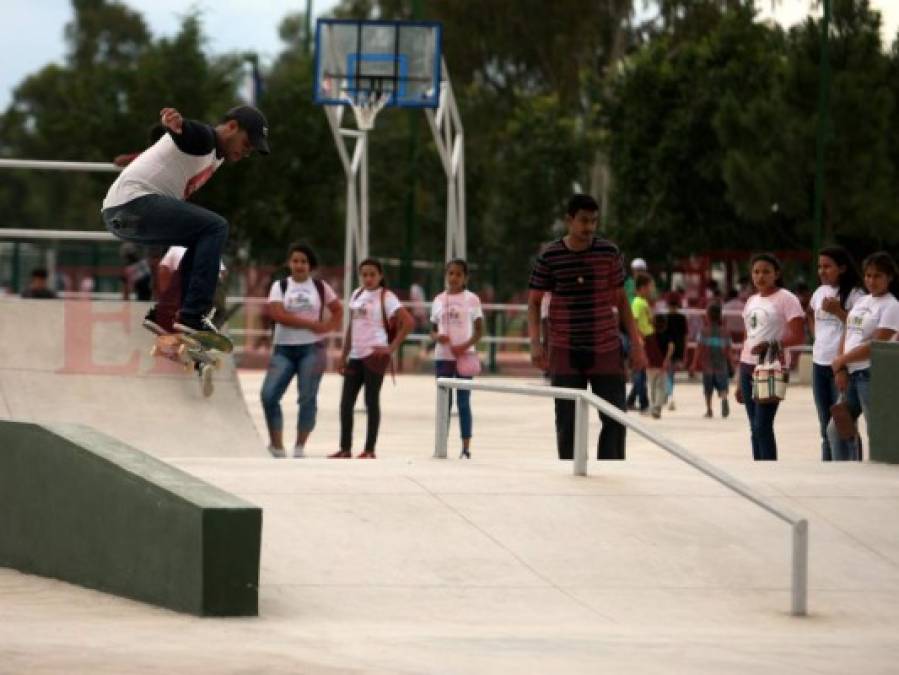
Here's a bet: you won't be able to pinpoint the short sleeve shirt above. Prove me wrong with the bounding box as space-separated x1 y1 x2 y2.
844 293 899 372
268 277 338 345
740 289 805 363
528 237 625 354
810 285 864 365
349 288 402 359
430 290 483 360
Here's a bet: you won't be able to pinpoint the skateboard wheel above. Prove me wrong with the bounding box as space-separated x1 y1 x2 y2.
150 346 158 357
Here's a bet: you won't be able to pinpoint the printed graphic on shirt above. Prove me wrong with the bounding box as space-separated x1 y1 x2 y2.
184 165 216 199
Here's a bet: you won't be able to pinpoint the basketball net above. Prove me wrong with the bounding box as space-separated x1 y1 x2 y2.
343 89 391 131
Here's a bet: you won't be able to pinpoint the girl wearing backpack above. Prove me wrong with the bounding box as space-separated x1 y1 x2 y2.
430 259 484 459
262 243 342 458
331 258 413 459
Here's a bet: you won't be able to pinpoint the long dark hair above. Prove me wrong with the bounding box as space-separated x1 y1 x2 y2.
358 257 387 288
750 252 785 288
862 251 899 297
818 246 861 310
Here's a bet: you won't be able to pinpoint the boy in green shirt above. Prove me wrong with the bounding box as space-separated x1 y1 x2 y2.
626 273 654 412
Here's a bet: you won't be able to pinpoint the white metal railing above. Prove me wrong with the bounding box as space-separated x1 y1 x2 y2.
434 377 809 617
0 159 120 173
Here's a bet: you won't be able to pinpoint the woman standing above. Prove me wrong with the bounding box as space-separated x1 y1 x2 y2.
262 243 342 458
332 258 413 459
735 253 806 460
808 246 864 461
430 259 484 459
829 252 899 461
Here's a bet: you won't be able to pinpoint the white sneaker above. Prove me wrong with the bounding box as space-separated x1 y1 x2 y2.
293 446 305 459
267 445 286 458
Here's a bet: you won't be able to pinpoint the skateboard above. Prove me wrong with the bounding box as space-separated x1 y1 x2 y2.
147 327 233 398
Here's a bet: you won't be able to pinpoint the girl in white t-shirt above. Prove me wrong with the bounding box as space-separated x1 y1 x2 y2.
331 258 413 459
828 252 899 461
735 253 806 460
808 246 864 461
430 259 484 459
261 243 342 458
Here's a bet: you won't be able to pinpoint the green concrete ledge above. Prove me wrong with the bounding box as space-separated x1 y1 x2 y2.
0 420 262 616
870 342 899 464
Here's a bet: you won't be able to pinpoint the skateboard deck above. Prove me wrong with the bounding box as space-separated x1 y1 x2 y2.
147 327 232 398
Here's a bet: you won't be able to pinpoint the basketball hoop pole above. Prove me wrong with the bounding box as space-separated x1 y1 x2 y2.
425 57 466 262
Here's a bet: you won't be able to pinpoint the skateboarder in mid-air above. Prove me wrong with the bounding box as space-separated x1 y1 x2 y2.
101 105 270 337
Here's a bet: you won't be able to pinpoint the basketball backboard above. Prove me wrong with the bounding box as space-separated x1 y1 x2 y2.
313 19 442 109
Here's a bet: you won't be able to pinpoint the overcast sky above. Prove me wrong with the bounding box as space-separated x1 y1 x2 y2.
1 1 897 112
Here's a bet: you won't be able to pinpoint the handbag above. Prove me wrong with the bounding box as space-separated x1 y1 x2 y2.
752 343 787 404
455 350 482 377
829 393 856 441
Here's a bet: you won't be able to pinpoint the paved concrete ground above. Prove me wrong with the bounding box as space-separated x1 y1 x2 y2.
2 371 899 674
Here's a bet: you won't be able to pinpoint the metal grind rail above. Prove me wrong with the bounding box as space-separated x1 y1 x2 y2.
434 377 808 616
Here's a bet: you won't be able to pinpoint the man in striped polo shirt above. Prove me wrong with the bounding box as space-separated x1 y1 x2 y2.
527 194 647 460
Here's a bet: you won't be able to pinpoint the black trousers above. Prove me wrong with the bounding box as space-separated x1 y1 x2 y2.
550 349 627 461
339 358 385 452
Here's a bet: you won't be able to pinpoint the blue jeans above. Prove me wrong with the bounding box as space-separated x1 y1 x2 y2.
826 369 870 462
812 362 842 461
626 369 648 410
435 360 473 439
102 194 227 319
261 343 327 434
740 364 780 461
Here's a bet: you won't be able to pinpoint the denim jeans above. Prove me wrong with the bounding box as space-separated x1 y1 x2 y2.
812 362 843 461
102 194 228 319
826 369 870 462
260 343 327 434
435 360 473 439
739 363 780 460
626 369 648 410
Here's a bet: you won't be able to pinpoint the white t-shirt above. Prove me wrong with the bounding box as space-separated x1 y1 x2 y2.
843 293 899 372
268 277 338 346
810 285 864 365
348 288 402 359
430 290 484 361
740 289 805 364
160 246 226 274
102 131 223 209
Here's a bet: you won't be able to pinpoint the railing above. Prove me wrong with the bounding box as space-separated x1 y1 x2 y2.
434 377 809 617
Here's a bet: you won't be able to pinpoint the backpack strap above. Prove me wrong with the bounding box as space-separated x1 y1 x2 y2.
280 277 288 295
314 279 325 321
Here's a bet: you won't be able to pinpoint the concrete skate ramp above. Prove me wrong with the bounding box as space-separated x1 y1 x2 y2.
0 298 261 457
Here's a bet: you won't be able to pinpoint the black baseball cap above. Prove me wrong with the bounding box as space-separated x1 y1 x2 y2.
223 105 270 155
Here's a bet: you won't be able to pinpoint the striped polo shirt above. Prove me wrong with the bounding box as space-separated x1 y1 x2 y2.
529 237 625 353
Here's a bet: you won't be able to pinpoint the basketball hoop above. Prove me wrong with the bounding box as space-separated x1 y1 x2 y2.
342 89 391 131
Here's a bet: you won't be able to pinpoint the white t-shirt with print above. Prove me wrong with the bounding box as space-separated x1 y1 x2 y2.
268 277 338 345
843 293 899 372
430 290 484 361
810 285 864 365
740 289 805 364
349 288 402 359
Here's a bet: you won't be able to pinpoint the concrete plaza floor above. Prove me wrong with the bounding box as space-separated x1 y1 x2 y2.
2 372 899 674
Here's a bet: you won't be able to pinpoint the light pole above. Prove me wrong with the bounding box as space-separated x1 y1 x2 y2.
813 0 832 257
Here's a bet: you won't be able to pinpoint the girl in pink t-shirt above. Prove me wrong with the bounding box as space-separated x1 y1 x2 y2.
735 253 806 460
430 259 484 458
331 258 413 459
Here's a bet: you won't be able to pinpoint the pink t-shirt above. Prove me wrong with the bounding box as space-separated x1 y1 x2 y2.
740 288 805 364
348 287 402 359
430 290 484 361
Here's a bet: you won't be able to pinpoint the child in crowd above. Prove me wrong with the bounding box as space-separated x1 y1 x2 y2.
626 272 655 413
808 246 864 461
261 243 342 458
430 259 484 459
735 253 806 461
646 312 672 418
828 252 899 461
691 303 733 418
332 258 413 459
